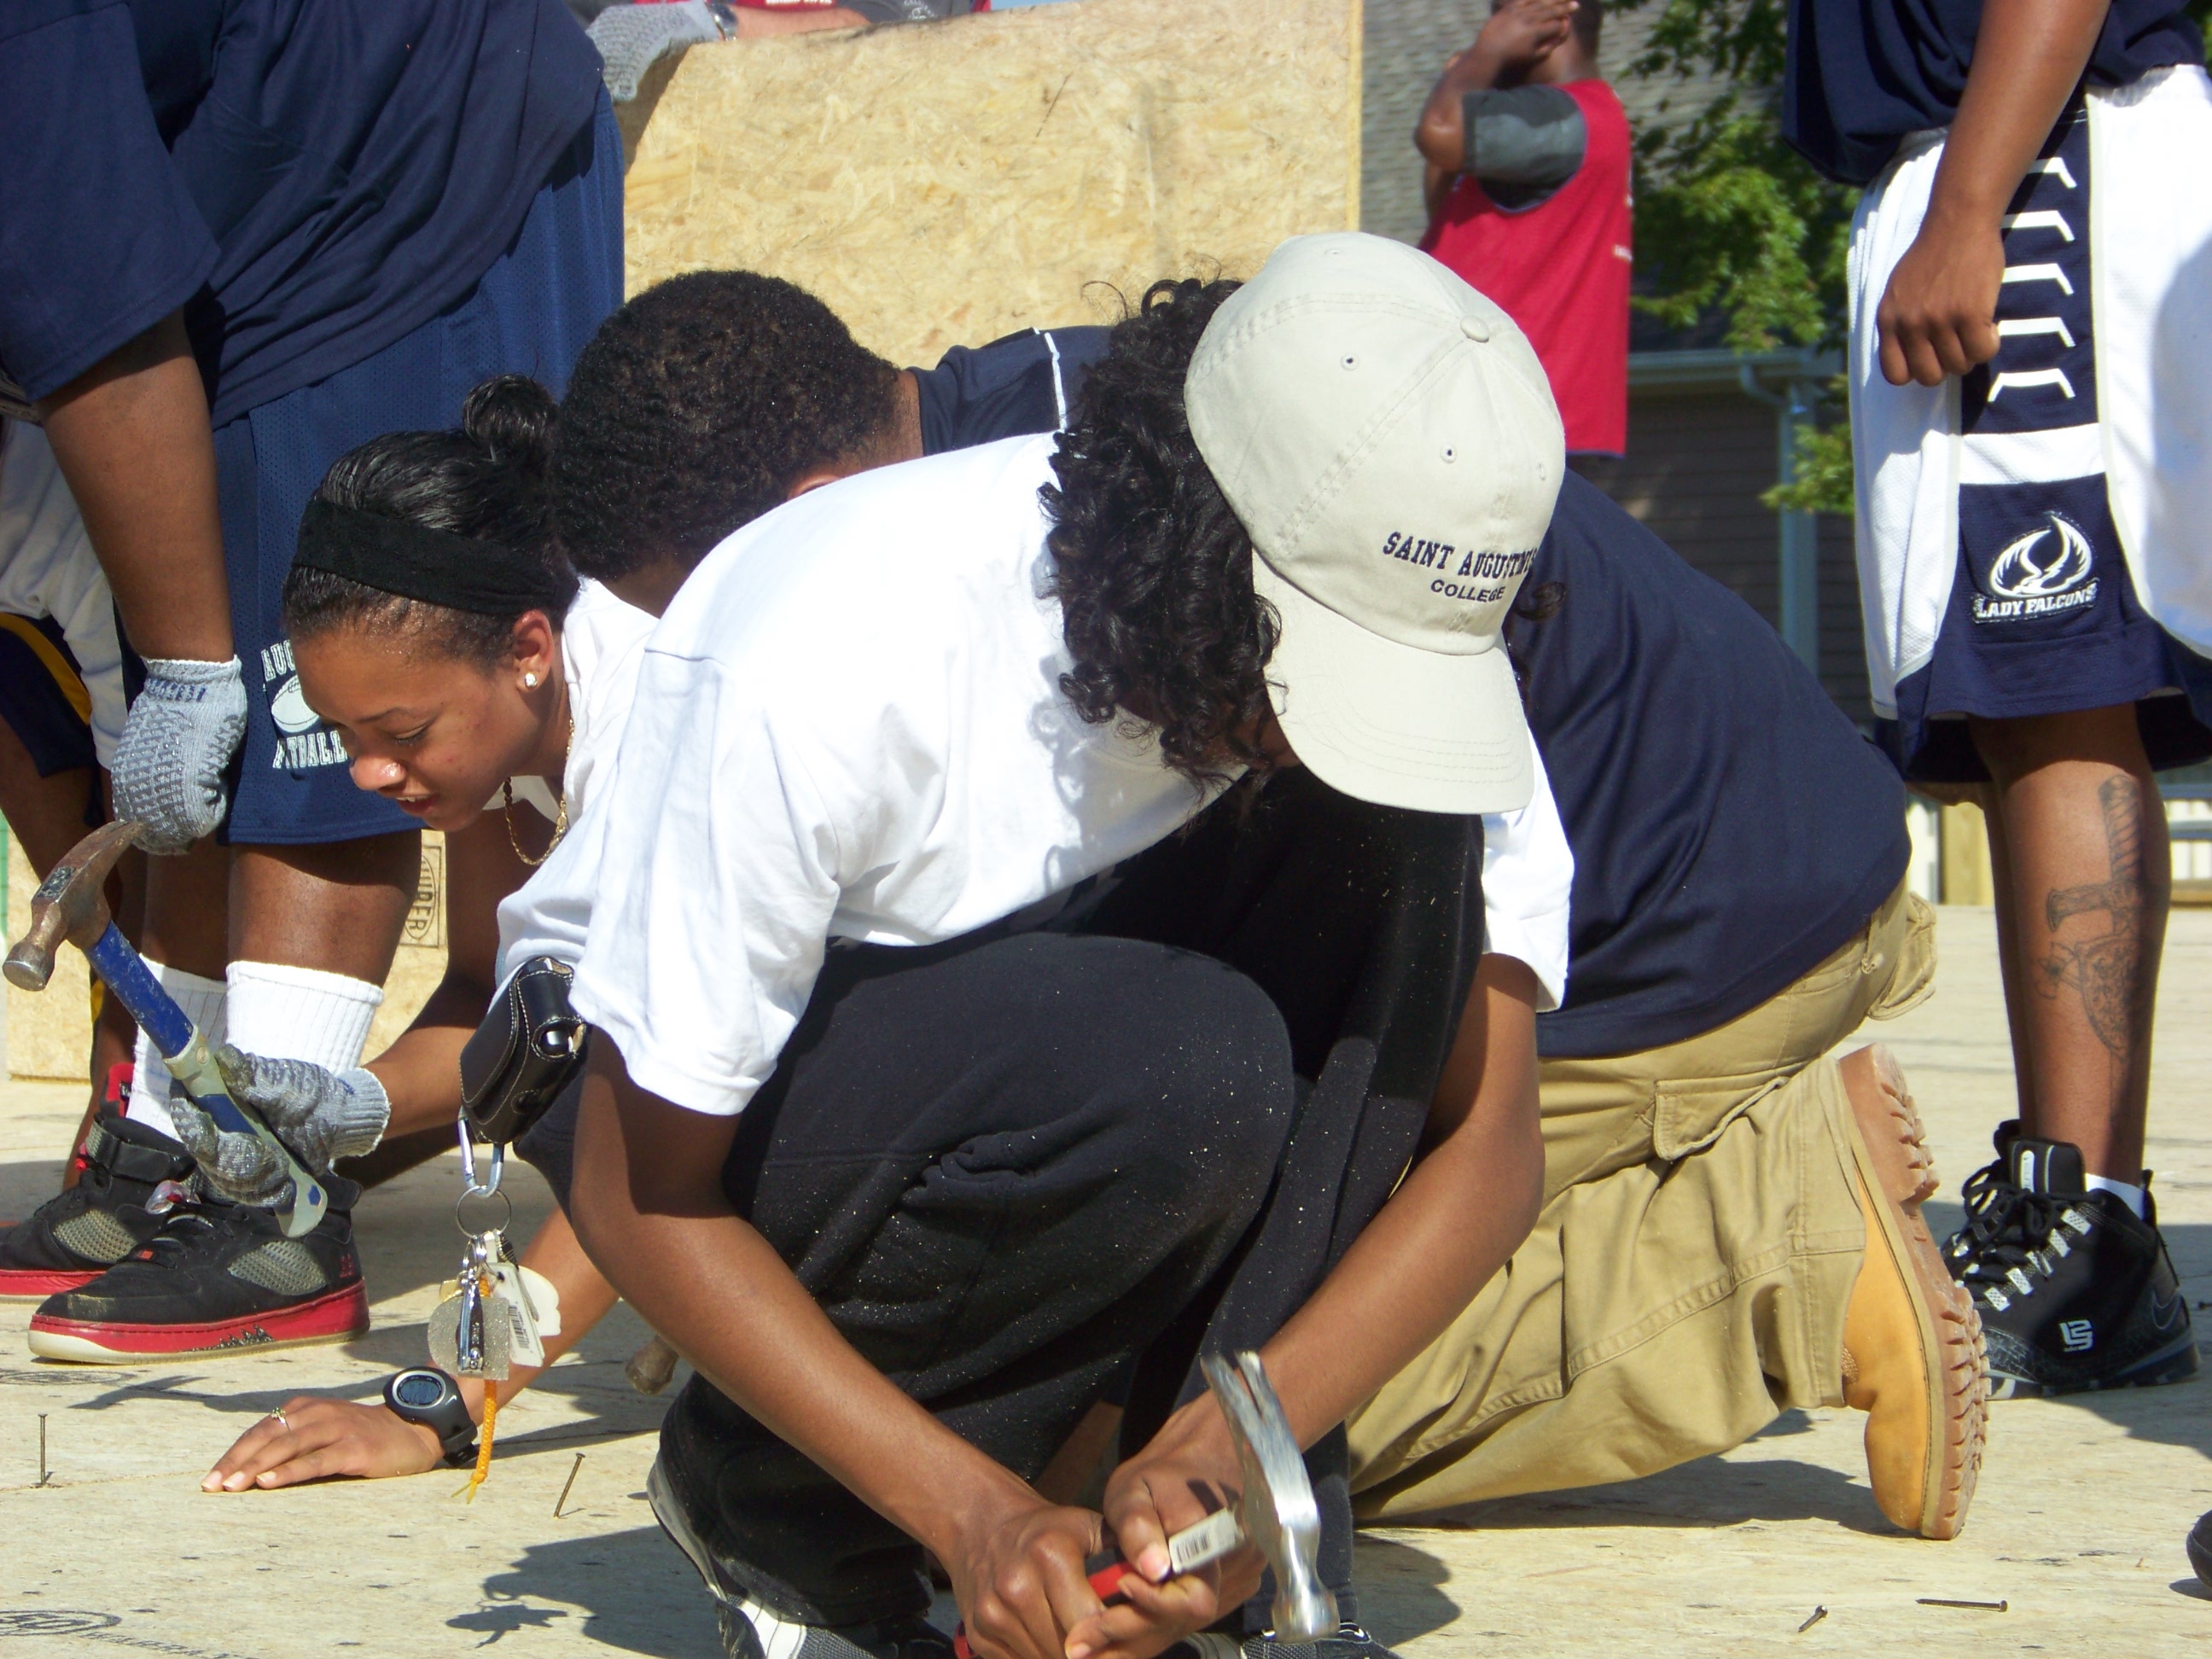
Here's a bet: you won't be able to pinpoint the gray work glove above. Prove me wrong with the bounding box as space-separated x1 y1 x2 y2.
166 1045 390 1207
112 656 248 853
588 1 725 102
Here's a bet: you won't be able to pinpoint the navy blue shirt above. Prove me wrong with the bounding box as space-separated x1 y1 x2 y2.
913 327 1108 454
939 328 1902 1056
1511 475 1910 1057
0 0 601 424
1785 0 2203 185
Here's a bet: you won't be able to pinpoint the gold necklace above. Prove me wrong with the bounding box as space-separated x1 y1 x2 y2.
504 711 574 868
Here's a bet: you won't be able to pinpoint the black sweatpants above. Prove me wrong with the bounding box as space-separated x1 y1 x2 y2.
655 930 1298 1626
631 771 1484 1633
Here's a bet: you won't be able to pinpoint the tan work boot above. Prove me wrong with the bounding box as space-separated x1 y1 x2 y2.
1837 1045 1988 1540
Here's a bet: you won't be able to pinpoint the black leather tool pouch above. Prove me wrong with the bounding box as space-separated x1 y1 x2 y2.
460 956 590 1144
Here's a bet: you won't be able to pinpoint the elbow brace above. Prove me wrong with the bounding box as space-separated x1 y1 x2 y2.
1462 84 1587 209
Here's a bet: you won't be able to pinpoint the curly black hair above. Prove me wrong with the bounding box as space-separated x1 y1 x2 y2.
1043 277 1277 788
550 271 903 581
282 375 578 667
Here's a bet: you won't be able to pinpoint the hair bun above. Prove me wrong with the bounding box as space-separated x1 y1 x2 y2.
461 375 558 475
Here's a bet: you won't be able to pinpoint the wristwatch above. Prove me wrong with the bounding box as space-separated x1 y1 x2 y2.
384 1367 480 1467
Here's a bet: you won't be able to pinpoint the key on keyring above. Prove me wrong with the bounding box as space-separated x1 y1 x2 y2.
429 1231 514 1381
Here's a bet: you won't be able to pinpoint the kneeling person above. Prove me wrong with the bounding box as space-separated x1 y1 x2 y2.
1347 474 1988 1540
527 237 1563 1659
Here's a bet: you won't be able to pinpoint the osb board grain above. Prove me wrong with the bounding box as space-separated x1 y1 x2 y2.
625 0 1360 367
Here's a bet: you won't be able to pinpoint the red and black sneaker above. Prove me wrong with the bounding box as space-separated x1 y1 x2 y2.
27 1192 370 1364
0 1106 196 1300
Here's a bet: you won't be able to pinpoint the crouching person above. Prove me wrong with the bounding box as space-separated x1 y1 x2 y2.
1346 444 1990 1538
533 236 1565 1659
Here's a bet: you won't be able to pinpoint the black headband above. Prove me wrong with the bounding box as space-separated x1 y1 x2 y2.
294 498 572 615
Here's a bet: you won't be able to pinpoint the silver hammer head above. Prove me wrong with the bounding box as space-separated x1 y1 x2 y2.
4 819 143 992
1202 1350 1340 1644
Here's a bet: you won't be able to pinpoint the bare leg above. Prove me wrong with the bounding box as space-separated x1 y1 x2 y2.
1968 705 2168 1180
1976 783 2039 1126
227 835 419 981
138 836 230 981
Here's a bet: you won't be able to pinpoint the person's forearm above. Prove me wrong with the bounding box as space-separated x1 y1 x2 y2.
1927 0 2110 229
1258 1098 1539 1446
361 972 495 1138
1259 956 1543 1449
1423 160 1454 222
1415 49 1505 172
570 1062 1038 1562
456 1206 622 1419
38 312 232 662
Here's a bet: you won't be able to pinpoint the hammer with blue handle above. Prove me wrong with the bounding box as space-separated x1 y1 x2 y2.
3 819 328 1238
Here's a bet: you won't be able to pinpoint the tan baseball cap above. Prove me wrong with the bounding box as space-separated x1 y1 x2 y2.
1185 232 1564 815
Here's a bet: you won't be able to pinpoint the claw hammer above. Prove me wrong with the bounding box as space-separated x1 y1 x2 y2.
954 1350 1338 1656
4 819 328 1237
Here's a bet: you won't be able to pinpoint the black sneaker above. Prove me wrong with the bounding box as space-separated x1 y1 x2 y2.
1944 1132 2196 1397
26 1191 369 1364
648 1457 954 1659
0 1106 195 1300
1169 1622 1397 1659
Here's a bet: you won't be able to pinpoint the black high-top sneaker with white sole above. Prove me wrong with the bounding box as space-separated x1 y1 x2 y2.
1947 1134 2196 1398
26 1190 369 1363
1167 1622 1399 1659
647 1456 955 1659
0 1103 195 1299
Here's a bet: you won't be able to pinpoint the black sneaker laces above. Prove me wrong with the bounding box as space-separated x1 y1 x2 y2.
1954 1183 2096 1314
1946 1156 2016 1271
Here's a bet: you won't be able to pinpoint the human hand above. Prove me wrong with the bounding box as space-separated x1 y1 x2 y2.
1065 1395 1262 1659
588 1 725 102
1877 207 2006 387
946 1484 1232 1659
1471 0 1577 76
203 1396 444 1491
111 657 247 853
168 1047 388 1204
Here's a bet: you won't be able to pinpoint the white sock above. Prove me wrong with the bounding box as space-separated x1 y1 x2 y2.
224 960 384 1073
125 964 228 1142
2085 1173 2148 1219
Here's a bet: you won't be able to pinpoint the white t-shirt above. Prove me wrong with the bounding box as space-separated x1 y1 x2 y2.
0 420 127 764
504 435 1573 1116
490 576 656 833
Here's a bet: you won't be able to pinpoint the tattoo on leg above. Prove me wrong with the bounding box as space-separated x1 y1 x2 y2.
2034 775 2151 1071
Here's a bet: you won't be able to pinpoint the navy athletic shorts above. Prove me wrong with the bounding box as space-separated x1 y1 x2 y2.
212 93 624 846
1883 528 2212 784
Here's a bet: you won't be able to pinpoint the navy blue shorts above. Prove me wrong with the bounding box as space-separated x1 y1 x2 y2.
213 94 624 847
1882 498 2212 783
1876 107 2212 784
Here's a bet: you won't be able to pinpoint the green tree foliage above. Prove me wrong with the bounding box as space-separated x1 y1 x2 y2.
1762 381 1856 516
1618 0 1854 354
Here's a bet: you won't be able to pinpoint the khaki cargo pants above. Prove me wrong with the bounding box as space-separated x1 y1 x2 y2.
1348 882 1936 1517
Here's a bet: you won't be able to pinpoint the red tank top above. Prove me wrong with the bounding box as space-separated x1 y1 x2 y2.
1420 79 1632 456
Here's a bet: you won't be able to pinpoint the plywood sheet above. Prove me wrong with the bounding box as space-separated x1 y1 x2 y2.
625 0 1361 368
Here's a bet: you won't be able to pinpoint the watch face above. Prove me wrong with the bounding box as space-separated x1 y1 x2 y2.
393 1371 449 1410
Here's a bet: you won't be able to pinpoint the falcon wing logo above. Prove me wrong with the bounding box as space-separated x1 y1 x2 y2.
1988 513 2093 599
